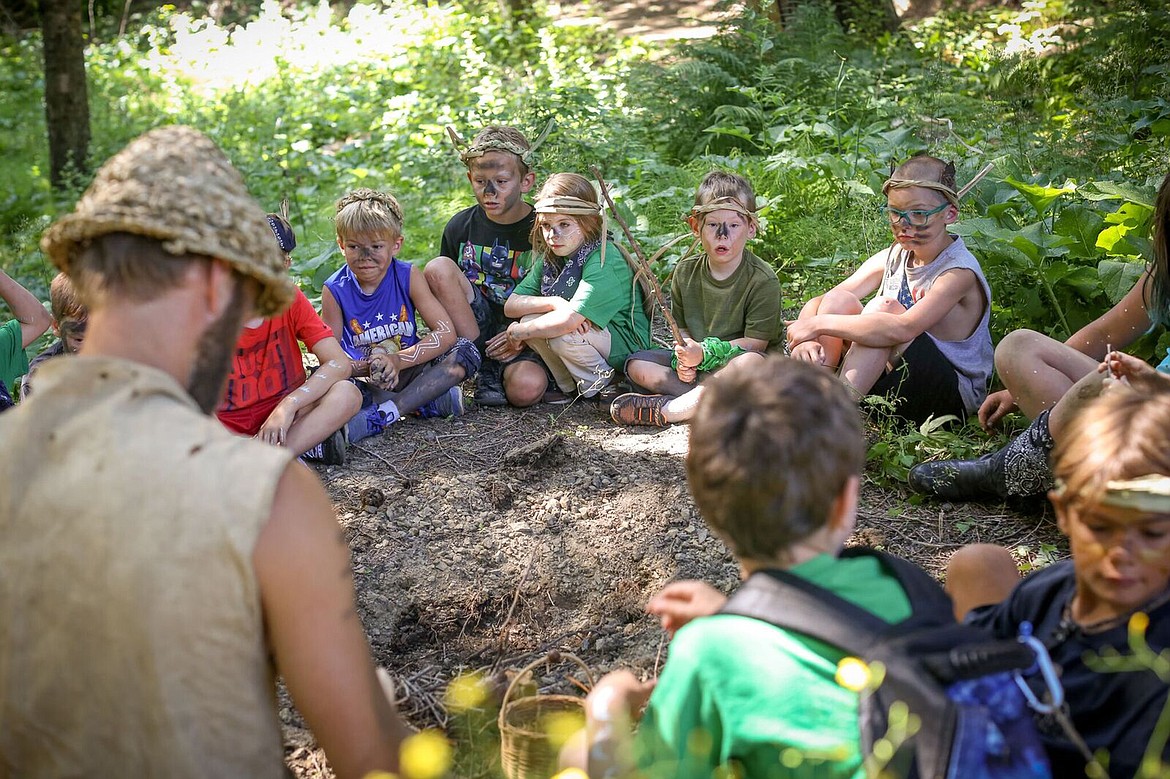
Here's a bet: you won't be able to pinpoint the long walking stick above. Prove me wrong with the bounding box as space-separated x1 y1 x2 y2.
590 166 689 346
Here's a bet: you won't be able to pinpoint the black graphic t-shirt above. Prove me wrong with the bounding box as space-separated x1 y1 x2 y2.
440 205 535 306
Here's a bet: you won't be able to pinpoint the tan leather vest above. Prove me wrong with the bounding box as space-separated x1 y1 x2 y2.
0 356 293 778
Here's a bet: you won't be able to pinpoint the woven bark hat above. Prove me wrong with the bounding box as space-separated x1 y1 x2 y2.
41 126 295 318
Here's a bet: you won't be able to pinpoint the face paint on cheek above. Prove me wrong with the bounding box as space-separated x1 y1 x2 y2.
1137 546 1170 564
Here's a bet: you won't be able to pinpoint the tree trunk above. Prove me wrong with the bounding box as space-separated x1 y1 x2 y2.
771 0 899 34
38 0 91 189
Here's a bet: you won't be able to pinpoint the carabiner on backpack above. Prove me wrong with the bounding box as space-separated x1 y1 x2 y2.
1013 621 1064 714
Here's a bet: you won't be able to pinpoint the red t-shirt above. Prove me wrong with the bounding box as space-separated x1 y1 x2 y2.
216 289 333 435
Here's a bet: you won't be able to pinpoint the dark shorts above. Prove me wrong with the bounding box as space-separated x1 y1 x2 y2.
354 337 482 404
469 290 544 371
870 333 965 426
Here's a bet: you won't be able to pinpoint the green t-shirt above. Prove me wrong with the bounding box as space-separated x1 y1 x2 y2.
669 249 783 352
1 319 29 393
633 553 912 779
513 242 651 370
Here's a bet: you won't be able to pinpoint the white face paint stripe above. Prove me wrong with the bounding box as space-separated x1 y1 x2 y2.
396 320 453 365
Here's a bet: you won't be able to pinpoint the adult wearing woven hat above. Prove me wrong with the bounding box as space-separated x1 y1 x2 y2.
785 155 992 426
0 126 406 778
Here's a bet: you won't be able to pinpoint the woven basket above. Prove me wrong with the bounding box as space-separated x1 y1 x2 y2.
498 652 593 779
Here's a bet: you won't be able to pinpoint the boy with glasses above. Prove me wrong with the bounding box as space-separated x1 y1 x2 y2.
786 155 992 424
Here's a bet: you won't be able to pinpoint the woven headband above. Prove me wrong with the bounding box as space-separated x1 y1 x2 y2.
534 196 602 216
535 195 607 266
881 163 996 208
446 120 554 169
688 196 760 229
880 178 960 208
1053 474 1170 512
335 189 404 225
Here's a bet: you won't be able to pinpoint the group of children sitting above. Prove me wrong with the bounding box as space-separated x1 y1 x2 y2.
4 121 1002 469
3 121 1169 777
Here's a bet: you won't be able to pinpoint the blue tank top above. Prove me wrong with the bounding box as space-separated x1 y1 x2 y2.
324 259 418 361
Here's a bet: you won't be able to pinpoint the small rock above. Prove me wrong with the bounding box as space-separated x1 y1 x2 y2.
359 487 385 508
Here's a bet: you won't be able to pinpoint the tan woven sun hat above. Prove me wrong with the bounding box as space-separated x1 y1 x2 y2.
41 125 295 318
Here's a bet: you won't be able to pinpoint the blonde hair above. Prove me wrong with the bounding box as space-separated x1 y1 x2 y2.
335 189 404 241
49 272 86 323
694 170 757 212
529 174 603 262
1053 385 1170 509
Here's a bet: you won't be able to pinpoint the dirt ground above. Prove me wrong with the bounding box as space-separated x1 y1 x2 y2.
282 391 1063 778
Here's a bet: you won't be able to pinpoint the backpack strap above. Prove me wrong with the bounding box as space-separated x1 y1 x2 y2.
720 548 953 654
721 565 885 656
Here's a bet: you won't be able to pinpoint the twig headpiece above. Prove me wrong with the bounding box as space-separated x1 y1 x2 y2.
446 120 554 169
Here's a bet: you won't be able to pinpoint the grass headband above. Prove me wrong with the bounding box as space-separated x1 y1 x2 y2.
688 196 760 231
446 120 554 169
1053 474 1170 512
881 162 996 208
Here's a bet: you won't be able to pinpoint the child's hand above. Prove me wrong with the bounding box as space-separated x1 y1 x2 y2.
977 389 1018 432
1100 350 1168 392
676 364 698 384
586 670 656 724
790 341 825 365
784 318 818 350
257 403 295 447
370 352 400 390
674 339 703 369
646 580 728 637
485 331 522 361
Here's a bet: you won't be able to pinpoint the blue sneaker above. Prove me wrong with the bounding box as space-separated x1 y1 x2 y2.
347 405 387 443
418 386 466 419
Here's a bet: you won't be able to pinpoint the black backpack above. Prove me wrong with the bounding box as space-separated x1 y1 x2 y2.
720 547 1052 779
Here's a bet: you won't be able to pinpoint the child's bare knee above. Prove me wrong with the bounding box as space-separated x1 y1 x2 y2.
504 363 547 407
423 257 460 288
820 288 864 315
729 350 765 366
627 358 665 385
864 296 906 315
945 544 1018 617
335 380 364 415
996 328 1042 359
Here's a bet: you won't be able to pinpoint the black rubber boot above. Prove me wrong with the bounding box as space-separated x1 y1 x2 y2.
908 410 1055 500
473 359 507 407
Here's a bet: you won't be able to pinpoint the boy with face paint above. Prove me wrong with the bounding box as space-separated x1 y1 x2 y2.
786 155 992 425
947 385 1170 778
610 171 782 427
424 125 550 408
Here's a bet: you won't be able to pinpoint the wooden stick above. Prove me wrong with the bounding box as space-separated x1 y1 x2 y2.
957 162 995 200
591 166 684 346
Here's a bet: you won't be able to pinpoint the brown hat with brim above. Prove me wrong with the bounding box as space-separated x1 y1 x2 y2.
41 125 295 318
